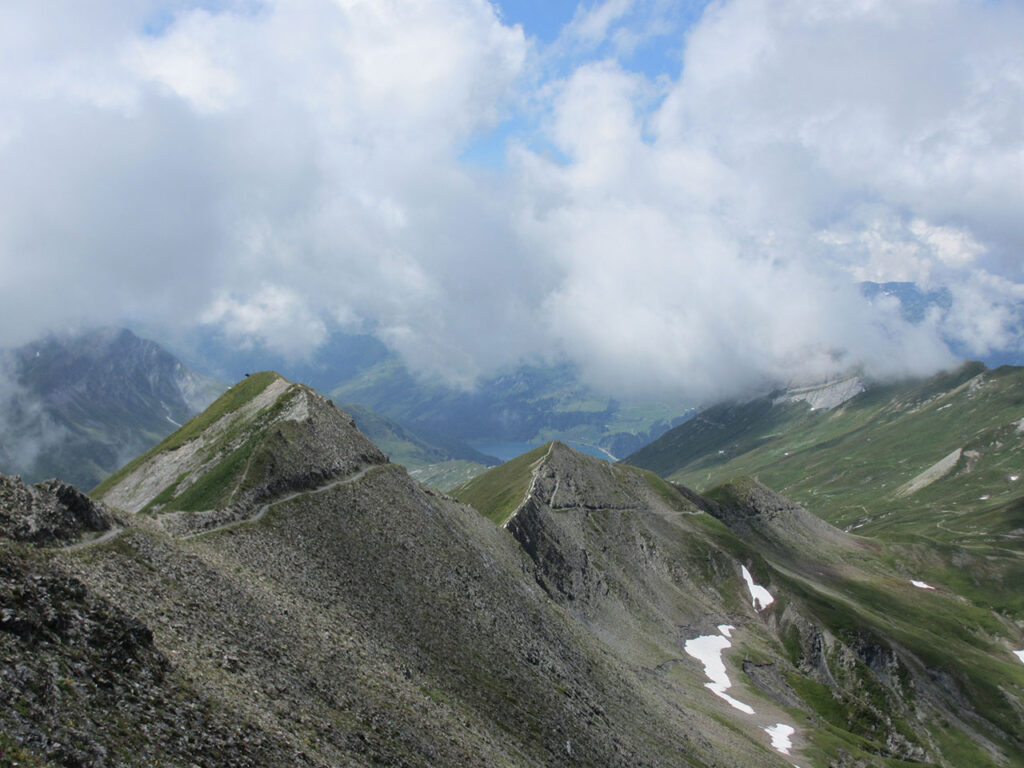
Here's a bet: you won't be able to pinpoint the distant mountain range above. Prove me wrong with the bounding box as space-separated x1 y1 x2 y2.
0 329 508 492
0 328 223 489
328 356 691 460
3 370 1021 766
179 329 694 460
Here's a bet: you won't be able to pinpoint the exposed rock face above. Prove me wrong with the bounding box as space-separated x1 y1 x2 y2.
695 476 856 555
0 474 115 546
528 442 664 511
2 377 1021 768
505 443 744 663
3 406 766 767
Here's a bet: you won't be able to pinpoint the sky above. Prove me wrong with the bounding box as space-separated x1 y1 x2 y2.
1 0 1022 401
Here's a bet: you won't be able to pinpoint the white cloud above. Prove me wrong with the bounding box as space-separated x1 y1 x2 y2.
0 0 1020 402
201 284 329 360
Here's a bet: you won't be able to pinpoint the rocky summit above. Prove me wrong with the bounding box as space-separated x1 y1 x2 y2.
2 372 1022 768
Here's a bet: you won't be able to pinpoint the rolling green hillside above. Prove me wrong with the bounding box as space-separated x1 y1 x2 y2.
628 363 1024 532
626 362 1024 621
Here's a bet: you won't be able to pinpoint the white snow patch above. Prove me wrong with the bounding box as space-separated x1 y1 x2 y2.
718 624 734 638
979 494 990 501
910 580 935 590
1010 475 1020 482
1013 650 1024 664
684 634 755 714
764 723 795 755
741 566 774 611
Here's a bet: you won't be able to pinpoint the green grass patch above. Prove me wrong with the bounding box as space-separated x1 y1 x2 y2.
163 436 259 512
451 443 551 524
92 372 279 497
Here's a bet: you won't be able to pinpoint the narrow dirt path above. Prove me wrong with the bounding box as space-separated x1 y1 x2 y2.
63 526 124 551
181 464 379 540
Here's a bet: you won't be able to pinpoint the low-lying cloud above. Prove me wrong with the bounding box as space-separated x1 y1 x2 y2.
0 0 1020 402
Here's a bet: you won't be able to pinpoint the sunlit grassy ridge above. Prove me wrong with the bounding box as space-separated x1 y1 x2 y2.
450 443 550 525
91 372 279 497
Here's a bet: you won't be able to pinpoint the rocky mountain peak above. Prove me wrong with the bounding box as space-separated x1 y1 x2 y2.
0 326 224 488
94 372 388 535
528 441 693 514
700 476 859 555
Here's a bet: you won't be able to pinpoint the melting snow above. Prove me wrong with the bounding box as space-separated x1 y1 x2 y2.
685 623 801 760
764 723 795 754
1010 475 1020 482
979 494 990 501
1013 650 1024 664
741 566 774 611
910 580 935 590
684 633 755 714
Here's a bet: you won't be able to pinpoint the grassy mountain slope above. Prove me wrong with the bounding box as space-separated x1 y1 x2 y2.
4 375 781 767
93 372 387 536
459 444 1024 767
5 374 1022 767
628 362 1024 532
627 362 1024 624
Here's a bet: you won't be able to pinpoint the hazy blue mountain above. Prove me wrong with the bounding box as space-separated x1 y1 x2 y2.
167 329 692 461
330 355 692 461
0 327 224 489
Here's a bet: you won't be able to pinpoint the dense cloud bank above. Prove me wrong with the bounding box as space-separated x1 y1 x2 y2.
1 0 1021 400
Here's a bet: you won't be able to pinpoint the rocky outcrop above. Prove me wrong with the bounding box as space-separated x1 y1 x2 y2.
98 374 388 532
0 474 116 546
0 543 302 768
696 476 856 555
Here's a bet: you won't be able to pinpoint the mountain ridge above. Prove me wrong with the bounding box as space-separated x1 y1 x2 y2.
2 371 1022 767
